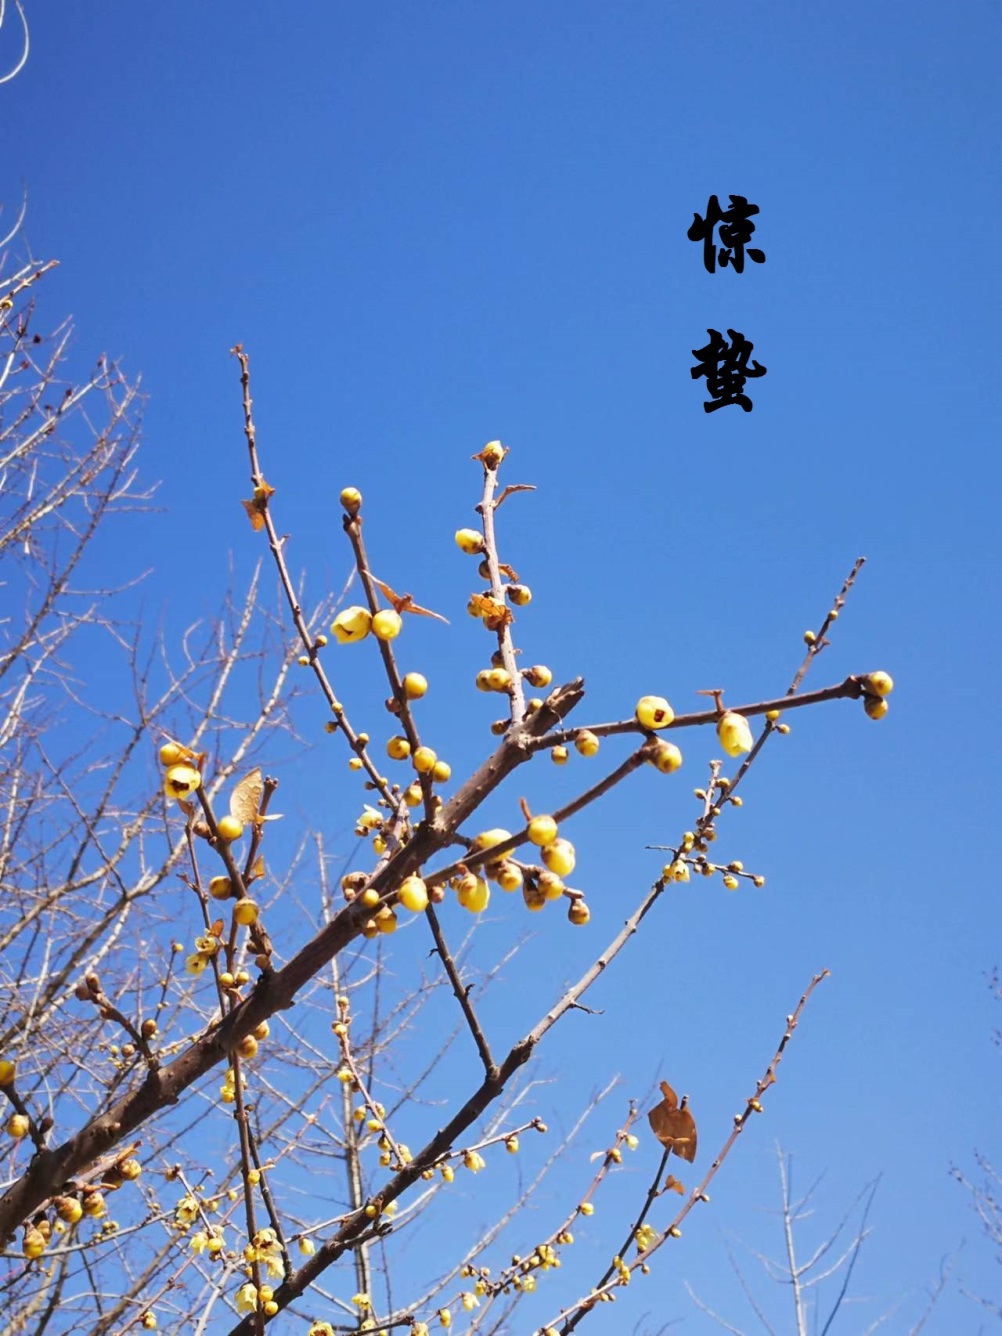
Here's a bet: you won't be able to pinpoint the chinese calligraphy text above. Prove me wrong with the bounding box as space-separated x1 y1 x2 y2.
690 328 766 413
687 193 766 275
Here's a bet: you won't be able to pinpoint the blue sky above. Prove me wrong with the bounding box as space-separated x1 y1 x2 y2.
4 2 1001 1331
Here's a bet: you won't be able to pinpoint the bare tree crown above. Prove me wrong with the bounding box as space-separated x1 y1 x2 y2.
0 266 895 1334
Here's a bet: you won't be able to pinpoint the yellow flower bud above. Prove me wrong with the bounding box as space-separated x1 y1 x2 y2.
527 814 558 846
523 664 552 688
473 827 511 853
456 874 490 913
372 609 402 641
716 710 753 757
22 1228 46 1259
864 671 893 697
55 1196 83 1224
538 871 565 900
541 838 576 877
454 528 484 554
216 815 244 842
398 875 429 913
648 741 682 773
495 861 523 891
402 671 428 699
413 746 437 774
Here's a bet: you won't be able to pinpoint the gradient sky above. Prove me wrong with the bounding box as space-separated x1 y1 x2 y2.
4 3 1001 1332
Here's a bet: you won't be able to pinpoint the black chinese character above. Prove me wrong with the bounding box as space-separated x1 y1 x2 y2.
690 328 766 412
688 195 765 275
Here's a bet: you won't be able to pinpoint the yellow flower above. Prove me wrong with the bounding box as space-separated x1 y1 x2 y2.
716 710 753 757
463 1149 486 1173
163 763 201 802
635 695 674 730
234 1282 258 1314
331 606 372 645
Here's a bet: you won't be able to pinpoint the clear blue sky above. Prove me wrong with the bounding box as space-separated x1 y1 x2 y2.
5 2 1001 1331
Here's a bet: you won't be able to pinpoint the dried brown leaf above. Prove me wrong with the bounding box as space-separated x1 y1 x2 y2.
371 575 448 623
230 768 264 823
468 592 512 630
241 498 266 532
647 1081 697 1162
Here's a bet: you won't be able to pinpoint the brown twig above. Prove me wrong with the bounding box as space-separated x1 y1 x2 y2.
423 904 496 1074
474 460 528 723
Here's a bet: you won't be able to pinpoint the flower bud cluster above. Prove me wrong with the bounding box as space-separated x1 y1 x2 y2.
158 739 202 804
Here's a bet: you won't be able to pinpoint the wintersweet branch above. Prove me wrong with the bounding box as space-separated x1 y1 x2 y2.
548 970 830 1334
